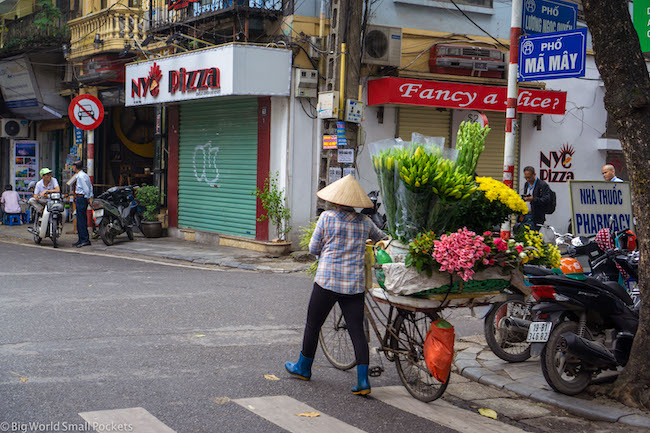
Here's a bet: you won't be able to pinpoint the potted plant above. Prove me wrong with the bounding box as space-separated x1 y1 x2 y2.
135 185 163 238
252 172 292 254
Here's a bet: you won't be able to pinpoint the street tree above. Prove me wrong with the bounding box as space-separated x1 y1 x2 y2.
581 0 650 409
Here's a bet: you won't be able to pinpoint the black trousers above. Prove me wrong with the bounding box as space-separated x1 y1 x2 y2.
301 283 369 365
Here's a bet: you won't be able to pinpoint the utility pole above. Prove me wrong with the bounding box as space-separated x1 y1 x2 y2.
501 0 523 239
318 0 364 206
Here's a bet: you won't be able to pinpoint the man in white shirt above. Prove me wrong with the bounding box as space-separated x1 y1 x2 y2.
29 168 60 214
71 161 93 247
1 184 22 223
602 164 624 182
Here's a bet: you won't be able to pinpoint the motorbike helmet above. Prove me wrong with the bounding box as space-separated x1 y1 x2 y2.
39 167 52 177
560 257 586 280
616 230 637 251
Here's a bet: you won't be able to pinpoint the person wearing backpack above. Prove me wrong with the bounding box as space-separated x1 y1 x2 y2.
521 166 553 230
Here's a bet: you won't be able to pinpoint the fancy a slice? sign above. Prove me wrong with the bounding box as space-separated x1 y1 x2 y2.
569 181 634 237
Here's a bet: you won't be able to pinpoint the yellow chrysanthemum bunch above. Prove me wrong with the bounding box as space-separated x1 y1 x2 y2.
518 226 562 268
476 177 529 215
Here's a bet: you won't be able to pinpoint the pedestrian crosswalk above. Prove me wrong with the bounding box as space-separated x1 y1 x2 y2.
74 387 531 433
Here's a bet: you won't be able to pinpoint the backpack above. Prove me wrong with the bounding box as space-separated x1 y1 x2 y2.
547 188 557 214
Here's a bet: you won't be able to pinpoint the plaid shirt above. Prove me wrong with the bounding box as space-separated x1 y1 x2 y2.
309 209 385 294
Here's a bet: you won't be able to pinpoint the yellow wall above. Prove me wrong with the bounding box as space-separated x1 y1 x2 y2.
283 16 511 74
1 0 35 20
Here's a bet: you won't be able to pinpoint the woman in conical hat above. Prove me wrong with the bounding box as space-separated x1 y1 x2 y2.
284 175 386 396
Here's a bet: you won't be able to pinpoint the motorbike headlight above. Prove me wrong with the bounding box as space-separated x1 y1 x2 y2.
571 237 584 247
50 193 61 200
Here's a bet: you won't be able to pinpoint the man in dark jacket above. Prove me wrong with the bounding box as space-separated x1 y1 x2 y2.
522 166 551 229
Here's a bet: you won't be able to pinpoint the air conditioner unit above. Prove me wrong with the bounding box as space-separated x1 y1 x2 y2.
308 36 323 59
429 44 506 78
362 25 402 67
1 119 29 138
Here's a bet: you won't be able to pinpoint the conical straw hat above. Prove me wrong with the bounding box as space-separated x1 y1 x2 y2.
317 174 374 208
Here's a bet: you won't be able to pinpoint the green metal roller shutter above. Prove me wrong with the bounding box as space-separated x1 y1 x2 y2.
178 97 258 238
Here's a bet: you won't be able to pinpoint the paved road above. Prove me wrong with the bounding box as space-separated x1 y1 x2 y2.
0 241 526 433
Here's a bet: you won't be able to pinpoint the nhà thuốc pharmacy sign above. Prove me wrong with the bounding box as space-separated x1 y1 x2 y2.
569 180 634 236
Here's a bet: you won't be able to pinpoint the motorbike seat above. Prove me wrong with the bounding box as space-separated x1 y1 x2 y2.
583 277 633 306
523 264 555 276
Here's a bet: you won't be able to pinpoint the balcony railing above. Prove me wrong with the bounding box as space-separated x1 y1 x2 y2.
68 6 145 60
0 11 74 54
149 0 283 31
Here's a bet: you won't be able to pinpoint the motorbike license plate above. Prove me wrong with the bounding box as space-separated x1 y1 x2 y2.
93 209 104 218
527 322 553 343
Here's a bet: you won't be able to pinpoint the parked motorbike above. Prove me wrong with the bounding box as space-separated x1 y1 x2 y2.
28 192 65 248
91 186 143 246
360 190 387 230
482 228 599 363
527 273 637 395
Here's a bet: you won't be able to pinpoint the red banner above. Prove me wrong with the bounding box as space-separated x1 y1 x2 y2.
367 77 566 115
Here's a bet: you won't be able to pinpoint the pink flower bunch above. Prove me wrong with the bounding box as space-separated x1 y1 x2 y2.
493 238 508 252
433 227 490 281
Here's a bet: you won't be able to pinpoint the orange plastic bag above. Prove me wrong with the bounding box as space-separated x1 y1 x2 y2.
423 319 455 384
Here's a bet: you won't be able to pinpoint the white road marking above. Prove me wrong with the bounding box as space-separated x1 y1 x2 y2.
234 395 366 433
372 386 529 433
79 407 176 433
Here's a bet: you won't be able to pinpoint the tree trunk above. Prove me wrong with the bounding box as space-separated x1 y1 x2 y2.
582 0 650 409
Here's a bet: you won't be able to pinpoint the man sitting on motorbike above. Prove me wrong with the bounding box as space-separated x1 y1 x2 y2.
29 168 60 215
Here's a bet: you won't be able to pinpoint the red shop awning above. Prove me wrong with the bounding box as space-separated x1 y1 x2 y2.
367 77 566 115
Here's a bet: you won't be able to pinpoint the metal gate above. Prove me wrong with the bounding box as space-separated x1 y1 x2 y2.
178 98 258 238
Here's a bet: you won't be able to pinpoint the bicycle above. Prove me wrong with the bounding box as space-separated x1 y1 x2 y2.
319 272 450 402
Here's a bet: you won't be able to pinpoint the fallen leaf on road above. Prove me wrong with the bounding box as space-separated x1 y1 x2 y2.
213 397 231 405
192 334 206 338
478 408 497 419
296 412 320 418
264 374 280 381
9 371 28 383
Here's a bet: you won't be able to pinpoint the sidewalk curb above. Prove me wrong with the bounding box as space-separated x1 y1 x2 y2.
453 347 650 428
0 234 309 274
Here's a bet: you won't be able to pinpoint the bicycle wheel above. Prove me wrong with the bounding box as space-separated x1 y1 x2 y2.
319 303 358 371
391 311 449 402
484 298 532 362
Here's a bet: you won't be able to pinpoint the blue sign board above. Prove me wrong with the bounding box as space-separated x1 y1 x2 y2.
74 126 84 146
518 28 588 81
522 0 578 35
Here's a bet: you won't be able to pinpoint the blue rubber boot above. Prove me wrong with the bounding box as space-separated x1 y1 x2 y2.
351 364 371 395
284 352 313 381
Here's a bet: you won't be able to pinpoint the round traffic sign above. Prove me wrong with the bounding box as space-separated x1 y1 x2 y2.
68 94 104 130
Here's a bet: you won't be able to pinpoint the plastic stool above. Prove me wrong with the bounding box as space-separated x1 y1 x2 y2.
6 214 21 226
21 210 29 223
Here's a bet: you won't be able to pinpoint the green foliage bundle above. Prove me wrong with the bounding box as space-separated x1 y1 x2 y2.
252 172 292 241
448 190 514 234
371 143 478 241
404 231 437 277
135 185 162 222
455 121 491 175
299 221 318 278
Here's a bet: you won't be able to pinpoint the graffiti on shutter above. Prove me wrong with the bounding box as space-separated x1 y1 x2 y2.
193 141 220 187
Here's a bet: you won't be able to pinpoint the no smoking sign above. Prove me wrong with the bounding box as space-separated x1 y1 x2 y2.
68 94 104 130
